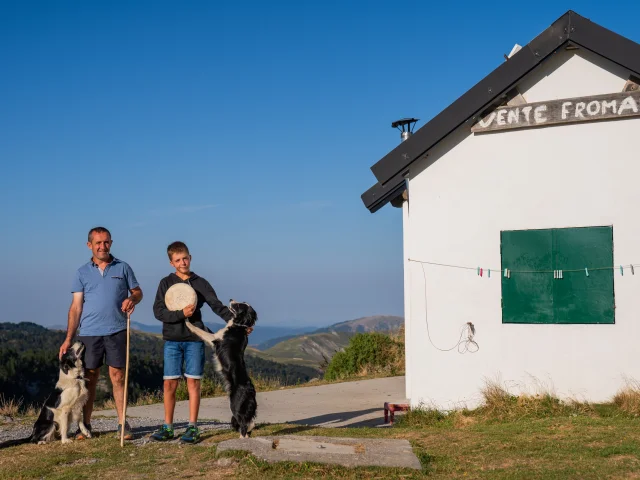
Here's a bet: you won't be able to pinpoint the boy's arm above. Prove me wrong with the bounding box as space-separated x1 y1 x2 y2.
153 280 187 324
203 281 234 322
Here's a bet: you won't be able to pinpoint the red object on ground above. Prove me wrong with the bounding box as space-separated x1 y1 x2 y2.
384 402 409 425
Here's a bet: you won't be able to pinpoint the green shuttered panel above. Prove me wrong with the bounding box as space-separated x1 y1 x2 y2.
501 226 614 324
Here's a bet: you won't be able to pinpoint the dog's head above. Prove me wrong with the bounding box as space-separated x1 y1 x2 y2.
228 300 257 328
60 341 86 376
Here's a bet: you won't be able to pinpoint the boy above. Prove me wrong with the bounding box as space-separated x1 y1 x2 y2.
151 241 235 443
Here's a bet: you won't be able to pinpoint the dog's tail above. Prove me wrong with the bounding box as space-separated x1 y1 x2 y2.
0 437 31 449
184 321 218 346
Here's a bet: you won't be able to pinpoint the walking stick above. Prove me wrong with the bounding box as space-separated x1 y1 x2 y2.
121 312 131 447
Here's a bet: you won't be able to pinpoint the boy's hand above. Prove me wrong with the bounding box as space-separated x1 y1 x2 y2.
183 304 196 318
246 327 254 335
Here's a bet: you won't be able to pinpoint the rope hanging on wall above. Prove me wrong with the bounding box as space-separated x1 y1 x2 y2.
419 262 479 354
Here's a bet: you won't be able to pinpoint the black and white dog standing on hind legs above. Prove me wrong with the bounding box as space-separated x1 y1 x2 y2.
0 341 91 449
185 300 258 438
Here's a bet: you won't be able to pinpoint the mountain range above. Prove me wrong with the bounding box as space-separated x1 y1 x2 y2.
50 314 404 370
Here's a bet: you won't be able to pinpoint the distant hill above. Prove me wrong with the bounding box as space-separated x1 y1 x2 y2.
128 321 317 347
313 315 404 334
249 315 404 369
250 331 354 368
255 315 404 350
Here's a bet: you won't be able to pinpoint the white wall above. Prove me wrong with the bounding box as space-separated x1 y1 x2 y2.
404 49 640 409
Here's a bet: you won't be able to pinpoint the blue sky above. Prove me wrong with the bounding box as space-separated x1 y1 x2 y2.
1 1 637 328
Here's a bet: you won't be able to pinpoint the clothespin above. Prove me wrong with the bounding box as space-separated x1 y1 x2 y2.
504 268 510 278
554 270 557 279
620 265 624 276
559 270 563 279
488 269 491 278
477 267 480 276
480 268 483 277
631 265 635 275
585 267 589 277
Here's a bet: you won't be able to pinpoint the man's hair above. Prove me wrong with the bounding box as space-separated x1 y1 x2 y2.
167 241 190 260
88 226 111 243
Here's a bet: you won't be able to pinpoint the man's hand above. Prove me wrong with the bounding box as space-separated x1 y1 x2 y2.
183 304 196 318
246 327 254 335
59 339 72 360
121 297 136 314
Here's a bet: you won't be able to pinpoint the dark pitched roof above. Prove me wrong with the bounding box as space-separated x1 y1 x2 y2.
362 10 640 212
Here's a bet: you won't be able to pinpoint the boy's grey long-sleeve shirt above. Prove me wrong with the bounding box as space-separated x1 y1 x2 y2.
153 272 233 342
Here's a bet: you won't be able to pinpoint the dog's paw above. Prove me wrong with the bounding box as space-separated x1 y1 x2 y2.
61 438 73 444
37 441 47 445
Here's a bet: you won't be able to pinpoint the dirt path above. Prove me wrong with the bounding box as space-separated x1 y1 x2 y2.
96 376 407 428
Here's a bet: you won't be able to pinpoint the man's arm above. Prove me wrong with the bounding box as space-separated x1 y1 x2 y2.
121 287 143 314
121 263 143 314
59 292 83 359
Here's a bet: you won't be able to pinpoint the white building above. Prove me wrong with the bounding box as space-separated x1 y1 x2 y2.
361 10 640 409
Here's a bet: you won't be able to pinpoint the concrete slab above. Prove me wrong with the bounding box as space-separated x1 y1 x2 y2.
217 435 422 470
96 376 407 428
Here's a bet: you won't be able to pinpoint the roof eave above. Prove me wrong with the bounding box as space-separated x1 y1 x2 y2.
368 11 573 187
361 177 407 213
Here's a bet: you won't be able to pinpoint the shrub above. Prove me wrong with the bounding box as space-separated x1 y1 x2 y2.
323 332 404 381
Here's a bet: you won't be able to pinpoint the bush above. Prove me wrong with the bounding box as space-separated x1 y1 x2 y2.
323 332 404 381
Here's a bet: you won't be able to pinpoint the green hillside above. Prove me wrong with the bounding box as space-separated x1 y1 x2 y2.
250 331 354 368
0 322 320 411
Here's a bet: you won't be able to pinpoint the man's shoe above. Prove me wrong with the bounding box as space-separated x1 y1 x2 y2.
150 424 175 442
115 421 133 440
180 425 201 444
75 424 92 440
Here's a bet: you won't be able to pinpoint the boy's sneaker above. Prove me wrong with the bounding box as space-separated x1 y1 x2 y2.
150 424 175 442
115 421 133 440
75 424 92 440
180 425 201 444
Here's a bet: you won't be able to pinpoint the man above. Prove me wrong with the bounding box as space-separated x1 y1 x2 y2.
59 226 143 440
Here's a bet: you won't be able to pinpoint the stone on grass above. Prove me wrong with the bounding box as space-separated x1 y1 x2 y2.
216 435 422 470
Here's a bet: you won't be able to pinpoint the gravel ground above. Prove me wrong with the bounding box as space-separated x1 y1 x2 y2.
0 416 232 447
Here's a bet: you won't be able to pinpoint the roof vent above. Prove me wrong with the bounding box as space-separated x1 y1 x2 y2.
508 44 522 58
391 118 419 142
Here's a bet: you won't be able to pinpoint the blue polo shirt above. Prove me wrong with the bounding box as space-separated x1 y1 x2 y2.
71 257 140 336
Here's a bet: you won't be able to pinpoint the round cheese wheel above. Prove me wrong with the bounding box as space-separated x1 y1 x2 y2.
164 283 197 311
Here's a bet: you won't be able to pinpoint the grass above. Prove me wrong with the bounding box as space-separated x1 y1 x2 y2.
5 376 640 478
0 394 38 419
613 377 640 416
3 406 640 479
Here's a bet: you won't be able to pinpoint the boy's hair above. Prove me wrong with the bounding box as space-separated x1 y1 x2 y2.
167 241 190 260
88 226 111 242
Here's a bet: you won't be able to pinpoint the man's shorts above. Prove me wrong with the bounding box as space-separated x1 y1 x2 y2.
163 341 205 380
78 329 127 369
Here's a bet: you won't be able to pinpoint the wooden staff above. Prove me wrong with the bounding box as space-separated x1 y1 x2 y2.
121 312 131 447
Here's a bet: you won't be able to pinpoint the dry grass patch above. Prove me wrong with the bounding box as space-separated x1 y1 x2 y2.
613 377 640 415
478 377 594 420
0 394 38 419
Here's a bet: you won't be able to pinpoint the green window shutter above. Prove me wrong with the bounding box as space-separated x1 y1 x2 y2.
501 226 614 324
500 229 553 324
552 227 614 324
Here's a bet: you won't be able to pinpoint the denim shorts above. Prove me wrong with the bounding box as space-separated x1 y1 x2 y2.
163 341 205 380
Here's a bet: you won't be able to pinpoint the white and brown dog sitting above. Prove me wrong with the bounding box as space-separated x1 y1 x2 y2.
0 341 91 448
185 300 258 438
